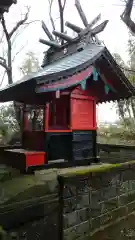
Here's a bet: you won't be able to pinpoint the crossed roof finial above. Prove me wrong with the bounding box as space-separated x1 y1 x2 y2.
39 0 108 50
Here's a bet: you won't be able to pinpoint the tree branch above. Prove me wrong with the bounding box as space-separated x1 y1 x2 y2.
12 42 28 63
0 71 6 87
58 0 64 33
11 20 39 46
121 0 135 34
9 6 30 39
62 0 66 10
48 0 56 31
1 15 9 41
58 0 66 44
0 57 8 71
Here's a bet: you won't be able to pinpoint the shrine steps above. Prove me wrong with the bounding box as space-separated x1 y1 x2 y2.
2 147 99 172
4 149 45 172
3 149 69 172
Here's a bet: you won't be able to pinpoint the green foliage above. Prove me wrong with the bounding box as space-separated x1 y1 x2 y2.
113 37 135 124
0 51 41 145
98 119 135 145
113 53 126 68
0 104 19 144
20 51 40 75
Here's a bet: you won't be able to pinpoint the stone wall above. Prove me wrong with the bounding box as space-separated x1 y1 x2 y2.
1 162 135 239
59 162 135 240
0 194 59 240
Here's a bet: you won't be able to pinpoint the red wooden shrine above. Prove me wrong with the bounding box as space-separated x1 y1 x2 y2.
0 2 135 171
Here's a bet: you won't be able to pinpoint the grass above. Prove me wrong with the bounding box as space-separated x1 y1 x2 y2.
98 136 135 146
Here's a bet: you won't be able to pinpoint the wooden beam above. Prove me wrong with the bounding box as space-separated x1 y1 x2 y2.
91 20 109 35
65 21 83 33
41 21 54 41
75 0 88 27
88 14 101 29
39 39 61 48
52 30 74 42
79 20 108 37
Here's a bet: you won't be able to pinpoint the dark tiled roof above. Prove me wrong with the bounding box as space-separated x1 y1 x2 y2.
0 43 104 91
36 43 104 83
0 42 135 103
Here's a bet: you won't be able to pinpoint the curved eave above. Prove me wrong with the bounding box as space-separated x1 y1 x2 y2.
0 44 134 103
36 67 93 93
103 48 135 95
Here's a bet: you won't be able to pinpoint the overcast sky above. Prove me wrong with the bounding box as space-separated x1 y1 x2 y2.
1 0 134 122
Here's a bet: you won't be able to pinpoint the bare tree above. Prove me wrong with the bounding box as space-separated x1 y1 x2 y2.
0 6 33 129
121 0 135 34
48 0 66 43
0 6 31 85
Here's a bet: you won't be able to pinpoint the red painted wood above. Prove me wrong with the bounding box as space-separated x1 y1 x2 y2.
23 112 29 131
37 67 93 93
47 95 70 130
71 97 96 130
25 152 45 168
46 129 72 132
71 94 94 100
71 87 96 130
23 131 44 151
45 103 49 131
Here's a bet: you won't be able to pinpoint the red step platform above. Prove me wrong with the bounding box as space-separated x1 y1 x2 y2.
4 149 45 172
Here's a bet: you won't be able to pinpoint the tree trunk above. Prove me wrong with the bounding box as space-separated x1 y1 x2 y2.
7 40 12 84
121 0 135 34
117 100 126 122
58 0 65 44
126 99 132 119
130 98 135 120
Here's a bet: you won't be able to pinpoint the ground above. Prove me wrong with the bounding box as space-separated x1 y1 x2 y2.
0 163 111 206
0 136 134 206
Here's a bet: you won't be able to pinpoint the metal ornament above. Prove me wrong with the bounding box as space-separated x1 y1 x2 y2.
92 68 98 81
104 84 110 94
80 79 87 90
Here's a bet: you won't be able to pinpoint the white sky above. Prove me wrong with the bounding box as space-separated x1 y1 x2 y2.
0 0 134 123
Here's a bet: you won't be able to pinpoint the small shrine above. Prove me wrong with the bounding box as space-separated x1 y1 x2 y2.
0 0 134 171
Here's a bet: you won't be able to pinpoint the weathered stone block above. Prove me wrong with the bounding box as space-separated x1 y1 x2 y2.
100 212 113 226
75 221 90 239
118 193 129 206
63 197 77 214
90 189 101 203
129 180 135 191
110 206 127 222
64 211 78 229
64 221 90 240
102 197 118 213
89 206 102 218
76 194 90 209
91 216 101 231
63 208 90 229
64 226 77 240
76 178 90 195
127 191 135 203
101 185 117 201
127 200 135 214
77 207 90 223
